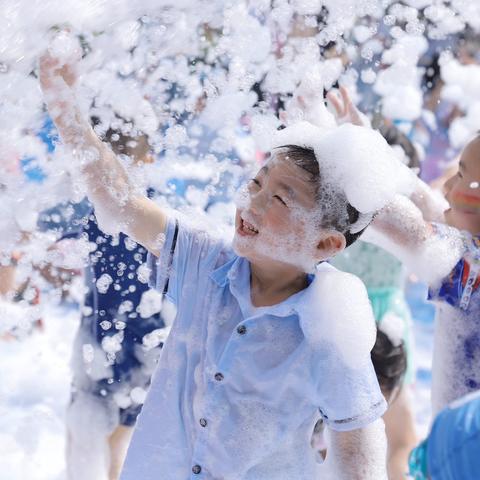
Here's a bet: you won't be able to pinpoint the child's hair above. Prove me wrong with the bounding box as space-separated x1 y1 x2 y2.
90 115 150 160
379 124 421 173
370 329 407 401
275 145 366 247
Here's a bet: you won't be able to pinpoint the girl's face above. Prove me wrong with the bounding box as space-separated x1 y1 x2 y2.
232 154 341 272
444 138 480 235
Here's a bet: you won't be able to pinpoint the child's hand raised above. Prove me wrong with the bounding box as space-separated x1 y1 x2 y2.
326 85 370 127
39 30 82 91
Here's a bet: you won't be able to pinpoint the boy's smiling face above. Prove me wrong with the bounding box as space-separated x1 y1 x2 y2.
444 137 480 235
232 152 345 272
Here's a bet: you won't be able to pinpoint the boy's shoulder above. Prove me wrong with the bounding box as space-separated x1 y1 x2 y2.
298 264 377 368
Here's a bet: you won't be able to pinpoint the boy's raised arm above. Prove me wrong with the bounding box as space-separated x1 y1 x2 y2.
38 44 167 256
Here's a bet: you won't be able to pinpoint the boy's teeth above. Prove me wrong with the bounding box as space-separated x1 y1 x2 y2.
243 220 258 233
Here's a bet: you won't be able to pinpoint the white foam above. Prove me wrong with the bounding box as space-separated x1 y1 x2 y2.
95 273 113 294
137 289 163 318
272 122 415 214
300 265 377 369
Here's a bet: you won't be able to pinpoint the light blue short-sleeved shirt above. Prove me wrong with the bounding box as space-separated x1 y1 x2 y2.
120 216 386 480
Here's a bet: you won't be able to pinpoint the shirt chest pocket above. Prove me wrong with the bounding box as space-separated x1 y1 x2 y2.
219 316 308 397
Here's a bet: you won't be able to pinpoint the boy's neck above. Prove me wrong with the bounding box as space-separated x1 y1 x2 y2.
249 260 309 308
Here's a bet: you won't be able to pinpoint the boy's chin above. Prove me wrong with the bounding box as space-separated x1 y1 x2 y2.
231 234 252 258
232 237 316 273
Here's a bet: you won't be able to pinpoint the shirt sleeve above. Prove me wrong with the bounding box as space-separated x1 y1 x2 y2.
146 215 226 306
428 225 479 310
316 347 387 432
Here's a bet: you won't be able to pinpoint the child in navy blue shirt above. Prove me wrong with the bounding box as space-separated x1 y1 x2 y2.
39 123 166 480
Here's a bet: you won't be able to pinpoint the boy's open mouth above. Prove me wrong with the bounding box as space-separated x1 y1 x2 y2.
238 218 259 236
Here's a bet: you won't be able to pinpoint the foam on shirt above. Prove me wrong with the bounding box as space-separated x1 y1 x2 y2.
299 264 377 369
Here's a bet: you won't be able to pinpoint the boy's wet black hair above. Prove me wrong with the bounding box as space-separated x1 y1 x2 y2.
371 329 407 399
275 144 366 247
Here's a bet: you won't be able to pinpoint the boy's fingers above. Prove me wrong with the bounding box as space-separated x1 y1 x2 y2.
39 52 57 67
297 95 307 109
326 90 345 117
39 54 60 77
339 85 353 109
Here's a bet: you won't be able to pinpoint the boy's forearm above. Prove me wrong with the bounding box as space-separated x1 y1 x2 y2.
41 65 133 225
321 420 388 480
39 55 167 253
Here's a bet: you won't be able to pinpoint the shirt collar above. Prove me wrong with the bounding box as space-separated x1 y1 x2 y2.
210 256 315 319
210 257 237 287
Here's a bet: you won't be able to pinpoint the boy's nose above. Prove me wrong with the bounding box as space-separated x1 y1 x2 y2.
249 192 265 215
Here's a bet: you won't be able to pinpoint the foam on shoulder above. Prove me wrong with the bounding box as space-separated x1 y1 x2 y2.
299 264 376 369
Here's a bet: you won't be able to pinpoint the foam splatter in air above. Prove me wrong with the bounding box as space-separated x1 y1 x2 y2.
1 0 479 477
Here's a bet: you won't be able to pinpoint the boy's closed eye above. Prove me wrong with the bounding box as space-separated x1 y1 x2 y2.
273 195 287 206
249 179 287 206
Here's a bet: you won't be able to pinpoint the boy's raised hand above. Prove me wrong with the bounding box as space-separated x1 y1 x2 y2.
39 30 82 91
327 85 369 127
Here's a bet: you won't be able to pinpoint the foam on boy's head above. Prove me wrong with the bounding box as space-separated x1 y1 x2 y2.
272 121 415 220
272 144 365 248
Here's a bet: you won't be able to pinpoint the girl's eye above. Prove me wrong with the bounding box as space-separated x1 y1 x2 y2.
457 171 463 179
249 178 261 187
273 195 287 206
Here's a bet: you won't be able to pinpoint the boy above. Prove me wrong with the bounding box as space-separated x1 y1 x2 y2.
39 39 390 479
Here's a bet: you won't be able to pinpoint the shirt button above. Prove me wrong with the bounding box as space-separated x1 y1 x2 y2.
199 418 207 427
192 464 202 474
237 325 247 335
214 372 224 382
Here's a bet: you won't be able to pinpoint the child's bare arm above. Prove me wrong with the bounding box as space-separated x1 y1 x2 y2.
38 45 167 256
365 194 467 285
367 194 433 252
320 420 388 480
383 387 417 480
410 176 448 223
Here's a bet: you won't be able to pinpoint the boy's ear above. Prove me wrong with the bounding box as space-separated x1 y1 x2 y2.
316 231 346 260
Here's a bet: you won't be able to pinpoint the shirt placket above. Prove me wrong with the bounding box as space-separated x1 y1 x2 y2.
189 315 251 479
